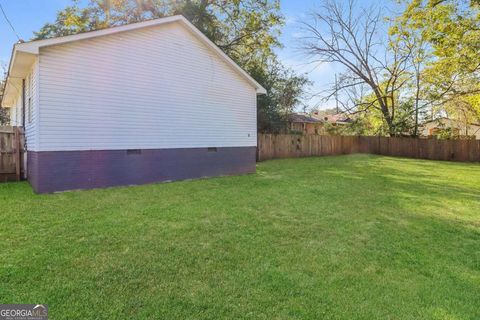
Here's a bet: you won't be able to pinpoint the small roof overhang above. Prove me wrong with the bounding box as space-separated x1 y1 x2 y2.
1 15 266 108
2 49 36 108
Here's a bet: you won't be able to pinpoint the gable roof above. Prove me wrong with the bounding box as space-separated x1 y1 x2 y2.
288 113 324 123
311 113 352 124
1 15 266 108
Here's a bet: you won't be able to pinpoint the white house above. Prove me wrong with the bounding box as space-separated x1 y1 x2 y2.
1 15 266 193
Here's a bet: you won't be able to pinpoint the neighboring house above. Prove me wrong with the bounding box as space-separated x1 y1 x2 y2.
288 113 324 135
1 15 266 193
312 111 352 126
421 117 480 139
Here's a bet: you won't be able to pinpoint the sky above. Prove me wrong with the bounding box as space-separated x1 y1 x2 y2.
0 0 394 111
278 0 348 110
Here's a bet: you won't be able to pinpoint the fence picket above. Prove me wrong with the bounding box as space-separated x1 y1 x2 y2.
0 126 25 182
257 134 480 163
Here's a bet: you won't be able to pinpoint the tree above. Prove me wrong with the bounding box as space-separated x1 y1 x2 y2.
301 0 480 137
34 0 308 133
302 0 413 136
254 60 311 132
393 0 480 125
0 74 9 125
389 11 431 136
0 107 9 125
34 0 105 39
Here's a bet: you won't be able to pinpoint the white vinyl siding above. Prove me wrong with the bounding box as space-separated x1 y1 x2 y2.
6 60 39 151
9 87 22 127
38 23 257 151
9 100 19 125
25 59 40 151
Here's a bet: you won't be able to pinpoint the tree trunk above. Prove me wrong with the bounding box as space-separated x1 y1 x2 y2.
413 66 421 137
373 87 396 136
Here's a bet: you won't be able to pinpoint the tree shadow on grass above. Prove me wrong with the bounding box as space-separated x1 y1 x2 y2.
271 155 480 319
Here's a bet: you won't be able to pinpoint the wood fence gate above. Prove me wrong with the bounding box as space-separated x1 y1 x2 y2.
0 126 25 182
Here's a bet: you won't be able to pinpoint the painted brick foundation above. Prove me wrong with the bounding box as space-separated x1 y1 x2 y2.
27 147 256 193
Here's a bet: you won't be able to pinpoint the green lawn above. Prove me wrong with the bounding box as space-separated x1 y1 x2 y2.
0 154 479 319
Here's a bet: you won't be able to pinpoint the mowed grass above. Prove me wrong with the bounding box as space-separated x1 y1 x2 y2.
0 154 479 319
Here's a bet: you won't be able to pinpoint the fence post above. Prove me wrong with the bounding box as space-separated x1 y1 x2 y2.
14 127 21 181
256 134 260 162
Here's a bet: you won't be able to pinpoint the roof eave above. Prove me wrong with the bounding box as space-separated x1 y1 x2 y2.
256 88 267 95
1 49 37 108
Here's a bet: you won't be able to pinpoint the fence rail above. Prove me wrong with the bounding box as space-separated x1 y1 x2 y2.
257 134 480 162
0 126 25 182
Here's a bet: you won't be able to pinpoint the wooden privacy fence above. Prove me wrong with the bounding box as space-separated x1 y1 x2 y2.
0 126 25 182
257 134 480 162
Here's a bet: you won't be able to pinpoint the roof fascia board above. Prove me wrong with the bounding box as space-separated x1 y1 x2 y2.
15 15 182 55
176 17 267 94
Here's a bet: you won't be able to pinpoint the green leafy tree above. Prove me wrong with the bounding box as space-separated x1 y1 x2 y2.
254 60 311 132
347 91 417 136
0 77 9 125
34 0 105 39
389 8 432 136
393 0 480 126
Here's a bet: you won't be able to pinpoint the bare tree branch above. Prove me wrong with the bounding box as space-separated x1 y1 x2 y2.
301 0 414 136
